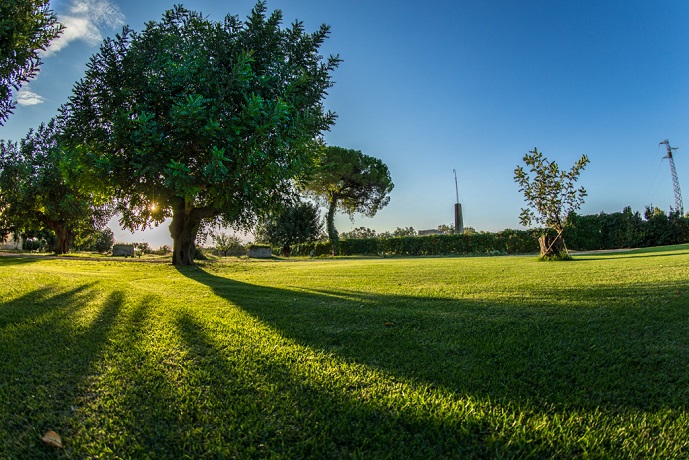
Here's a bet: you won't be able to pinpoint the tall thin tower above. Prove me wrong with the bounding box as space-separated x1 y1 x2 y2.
453 169 463 234
660 139 683 214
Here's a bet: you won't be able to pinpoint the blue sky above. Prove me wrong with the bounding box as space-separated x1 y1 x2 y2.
3 0 689 247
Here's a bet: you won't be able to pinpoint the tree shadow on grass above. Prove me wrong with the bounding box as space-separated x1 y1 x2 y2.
168 310 494 458
0 285 125 457
172 265 689 456
0 255 40 266
179 266 689 410
572 244 689 261
64 294 191 457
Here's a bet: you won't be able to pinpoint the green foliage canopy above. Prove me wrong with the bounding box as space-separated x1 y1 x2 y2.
62 3 340 265
392 226 416 237
514 148 589 234
340 226 377 239
0 119 113 254
255 200 323 255
0 0 63 124
564 206 689 250
93 227 115 253
302 146 393 255
212 231 245 257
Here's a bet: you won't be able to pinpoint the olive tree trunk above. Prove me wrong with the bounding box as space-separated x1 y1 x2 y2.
47 221 74 255
538 232 566 258
169 204 215 266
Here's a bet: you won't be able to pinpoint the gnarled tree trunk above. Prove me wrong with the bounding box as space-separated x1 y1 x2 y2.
169 203 215 266
47 221 74 255
538 232 565 258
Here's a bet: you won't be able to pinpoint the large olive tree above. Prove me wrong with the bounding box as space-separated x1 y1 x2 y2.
62 3 339 265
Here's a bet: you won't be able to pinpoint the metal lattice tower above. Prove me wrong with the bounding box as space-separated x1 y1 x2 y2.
660 139 683 214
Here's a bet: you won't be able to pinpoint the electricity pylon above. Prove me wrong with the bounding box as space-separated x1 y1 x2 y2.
660 139 683 214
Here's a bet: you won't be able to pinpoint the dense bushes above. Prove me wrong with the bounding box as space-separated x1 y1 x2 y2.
564 207 689 251
290 229 542 257
287 206 689 257
22 238 48 252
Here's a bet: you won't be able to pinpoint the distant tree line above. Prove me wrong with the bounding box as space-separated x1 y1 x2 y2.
284 206 689 257
340 226 416 239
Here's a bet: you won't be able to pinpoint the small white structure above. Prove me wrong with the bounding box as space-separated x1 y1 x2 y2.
247 246 272 258
418 229 441 236
112 244 135 257
0 236 22 250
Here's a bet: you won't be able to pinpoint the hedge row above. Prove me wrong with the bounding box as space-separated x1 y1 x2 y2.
288 207 689 257
563 208 689 250
290 229 542 257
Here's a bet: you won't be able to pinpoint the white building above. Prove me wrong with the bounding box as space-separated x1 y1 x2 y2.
0 236 22 250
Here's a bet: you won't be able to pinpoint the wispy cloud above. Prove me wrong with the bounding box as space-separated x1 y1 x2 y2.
44 0 125 56
16 85 46 106
23 0 125 105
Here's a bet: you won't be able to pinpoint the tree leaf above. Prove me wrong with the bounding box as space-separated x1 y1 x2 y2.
40 430 63 448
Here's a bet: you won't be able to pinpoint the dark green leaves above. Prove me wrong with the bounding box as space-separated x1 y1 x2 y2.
301 146 394 254
255 200 323 253
0 119 113 253
304 146 394 218
62 3 339 239
0 0 63 124
514 148 589 233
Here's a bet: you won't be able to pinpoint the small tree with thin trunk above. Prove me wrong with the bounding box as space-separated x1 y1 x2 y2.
212 231 244 257
302 146 393 255
255 200 322 256
514 148 589 259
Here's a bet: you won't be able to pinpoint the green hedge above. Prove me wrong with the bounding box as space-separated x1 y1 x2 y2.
563 208 689 251
290 229 541 257
286 207 689 257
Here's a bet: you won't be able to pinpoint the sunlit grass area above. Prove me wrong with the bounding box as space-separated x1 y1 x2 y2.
1 246 689 457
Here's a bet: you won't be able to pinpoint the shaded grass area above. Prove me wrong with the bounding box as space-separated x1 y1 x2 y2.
1 246 688 457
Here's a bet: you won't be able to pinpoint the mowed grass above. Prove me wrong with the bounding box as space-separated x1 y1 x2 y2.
1 246 689 458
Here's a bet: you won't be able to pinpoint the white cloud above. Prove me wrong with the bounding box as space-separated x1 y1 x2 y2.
16 85 46 106
44 0 125 56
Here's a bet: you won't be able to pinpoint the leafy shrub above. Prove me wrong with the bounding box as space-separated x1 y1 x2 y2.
94 228 115 253
22 238 47 252
154 245 172 255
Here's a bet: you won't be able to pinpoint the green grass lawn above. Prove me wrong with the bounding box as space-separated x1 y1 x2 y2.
1 246 689 458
